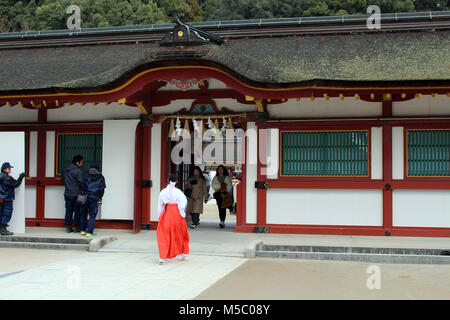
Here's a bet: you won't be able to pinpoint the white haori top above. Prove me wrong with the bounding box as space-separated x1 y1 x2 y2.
157 181 188 218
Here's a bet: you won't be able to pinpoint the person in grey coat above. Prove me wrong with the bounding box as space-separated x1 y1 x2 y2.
185 166 208 229
61 155 85 233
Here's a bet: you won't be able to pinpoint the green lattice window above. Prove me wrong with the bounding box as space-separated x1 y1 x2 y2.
56 133 102 175
407 130 450 177
281 131 369 176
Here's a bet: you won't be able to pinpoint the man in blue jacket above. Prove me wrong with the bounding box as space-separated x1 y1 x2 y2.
0 162 25 236
61 155 85 233
80 162 106 237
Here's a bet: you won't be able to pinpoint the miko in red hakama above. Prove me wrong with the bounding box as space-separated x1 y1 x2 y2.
156 181 189 262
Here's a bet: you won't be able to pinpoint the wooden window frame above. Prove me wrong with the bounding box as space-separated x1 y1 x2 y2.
54 132 103 176
279 129 371 178
405 128 450 178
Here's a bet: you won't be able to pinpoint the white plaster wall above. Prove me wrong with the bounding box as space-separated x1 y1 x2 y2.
268 98 382 118
265 128 279 179
393 190 450 228
205 78 228 89
393 96 450 116
47 103 141 122
101 119 139 220
152 99 196 114
25 186 36 218
44 186 65 219
152 98 257 115
246 122 258 224
0 132 26 233
266 189 383 226
150 123 162 222
45 131 55 178
0 105 38 123
214 99 257 113
28 131 38 177
371 127 383 180
392 127 404 180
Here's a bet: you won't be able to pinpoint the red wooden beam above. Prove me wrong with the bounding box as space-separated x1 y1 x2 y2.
382 116 393 231
35 128 47 222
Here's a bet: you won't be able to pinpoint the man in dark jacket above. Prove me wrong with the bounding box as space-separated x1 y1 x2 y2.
61 155 85 233
80 162 106 237
0 162 25 235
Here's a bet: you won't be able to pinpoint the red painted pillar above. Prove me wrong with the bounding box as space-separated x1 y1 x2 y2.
256 122 267 228
382 101 393 233
35 124 47 223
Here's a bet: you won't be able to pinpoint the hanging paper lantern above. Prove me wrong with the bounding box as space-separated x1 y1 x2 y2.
228 118 234 130
220 116 228 134
199 119 205 140
175 117 182 136
169 118 175 140
226 118 234 138
214 118 220 131
207 117 215 129
183 119 191 139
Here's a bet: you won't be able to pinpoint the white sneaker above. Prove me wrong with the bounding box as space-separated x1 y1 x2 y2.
159 258 165 264
177 254 185 261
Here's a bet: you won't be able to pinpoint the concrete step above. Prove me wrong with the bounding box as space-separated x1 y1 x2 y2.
0 235 117 252
0 240 89 251
0 235 90 244
261 244 450 256
254 244 450 264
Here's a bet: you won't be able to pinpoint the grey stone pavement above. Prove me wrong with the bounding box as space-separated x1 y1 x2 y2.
1 220 450 300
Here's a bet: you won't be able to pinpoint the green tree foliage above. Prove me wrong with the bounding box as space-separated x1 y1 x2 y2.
0 0 447 32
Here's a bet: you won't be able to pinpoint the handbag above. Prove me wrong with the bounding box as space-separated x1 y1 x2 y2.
77 194 87 205
221 191 233 209
184 188 193 198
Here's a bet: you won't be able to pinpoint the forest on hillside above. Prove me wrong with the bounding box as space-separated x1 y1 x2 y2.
0 0 448 32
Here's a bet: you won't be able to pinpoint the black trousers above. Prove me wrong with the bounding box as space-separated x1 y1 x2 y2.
213 191 227 222
191 213 200 225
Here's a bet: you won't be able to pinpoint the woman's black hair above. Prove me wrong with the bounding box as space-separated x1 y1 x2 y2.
215 165 229 176
191 166 204 179
168 173 179 183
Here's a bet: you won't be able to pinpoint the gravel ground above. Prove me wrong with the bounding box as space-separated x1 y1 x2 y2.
195 257 450 300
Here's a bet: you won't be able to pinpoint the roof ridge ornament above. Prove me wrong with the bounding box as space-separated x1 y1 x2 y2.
159 13 224 47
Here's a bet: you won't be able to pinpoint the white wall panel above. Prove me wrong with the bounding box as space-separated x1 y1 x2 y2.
370 127 383 180
393 96 450 116
44 186 65 219
152 99 196 115
265 128 279 179
45 131 55 177
392 127 404 180
393 190 450 228
25 186 36 218
267 189 383 226
28 131 38 177
0 105 38 122
47 103 140 122
101 120 139 220
0 132 26 233
268 98 382 118
246 122 258 224
150 123 162 222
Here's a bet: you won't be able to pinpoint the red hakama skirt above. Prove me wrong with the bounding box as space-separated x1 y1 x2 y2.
157 204 190 259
